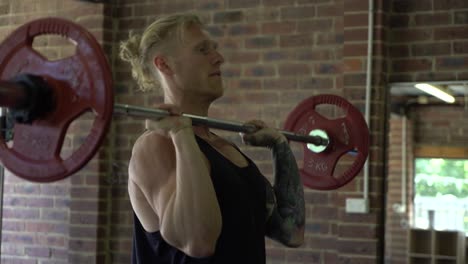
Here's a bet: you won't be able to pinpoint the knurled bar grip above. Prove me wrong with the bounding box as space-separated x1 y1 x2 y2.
114 104 330 147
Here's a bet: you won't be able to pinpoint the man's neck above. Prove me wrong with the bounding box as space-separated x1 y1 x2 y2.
164 94 212 117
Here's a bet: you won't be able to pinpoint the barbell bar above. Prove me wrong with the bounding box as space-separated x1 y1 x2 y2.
113 104 330 147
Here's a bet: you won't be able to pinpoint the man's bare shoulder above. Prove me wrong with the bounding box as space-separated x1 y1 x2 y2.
129 130 176 186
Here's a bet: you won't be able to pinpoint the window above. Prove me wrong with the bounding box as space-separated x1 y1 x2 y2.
413 158 468 235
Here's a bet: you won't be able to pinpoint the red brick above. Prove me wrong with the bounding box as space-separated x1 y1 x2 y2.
455 11 468 24
344 28 368 42
227 24 258 36
41 210 68 221
344 73 367 86
114 6 133 17
305 235 338 249
390 14 410 28
70 186 99 197
280 91 318 104
25 222 67 234
227 0 260 8
225 52 260 63
244 65 275 77
414 12 451 26
159 1 194 13
2 221 25 232
226 79 262 90
296 49 333 61
392 58 432 72
315 63 342 74
317 33 343 45
435 26 468 40
317 4 342 17
298 77 334 89
262 0 295 6
344 13 370 28
117 17 146 30
297 19 333 33
335 16 344 31
262 50 294 61
391 29 432 43
344 0 368 12
213 11 243 24
13 185 40 195
262 21 296 35
434 0 468 10
244 7 280 22
0 258 36 264
339 224 377 238
51 248 68 260
436 57 468 70
2 233 34 244
286 249 321 263
298 0 331 4
411 43 451 56
338 239 378 255
392 0 432 12
3 208 40 219
278 63 311 76
343 43 367 57
265 247 286 261
69 239 98 252
305 221 331 234
281 6 316 20
263 79 297 90
280 34 314 47
195 0 224 9
344 59 363 72
245 36 277 49
222 66 241 78
338 256 378 264
454 41 468 54
389 74 413 83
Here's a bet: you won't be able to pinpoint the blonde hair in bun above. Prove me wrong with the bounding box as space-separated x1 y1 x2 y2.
119 13 203 92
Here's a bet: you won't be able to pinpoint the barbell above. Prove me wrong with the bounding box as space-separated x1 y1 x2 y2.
0 18 369 190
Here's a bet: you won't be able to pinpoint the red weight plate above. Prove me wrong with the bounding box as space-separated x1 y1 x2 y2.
0 18 113 182
284 94 369 190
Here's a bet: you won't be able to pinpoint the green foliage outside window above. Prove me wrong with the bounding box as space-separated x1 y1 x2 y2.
415 158 468 198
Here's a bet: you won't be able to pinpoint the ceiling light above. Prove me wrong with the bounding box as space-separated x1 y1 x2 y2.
414 83 455 103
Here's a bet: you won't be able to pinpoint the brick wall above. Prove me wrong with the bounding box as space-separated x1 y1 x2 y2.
412 106 468 146
385 114 414 263
386 0 468 262
389 0 468 82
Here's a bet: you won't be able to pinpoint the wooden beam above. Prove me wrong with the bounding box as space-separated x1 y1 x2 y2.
414 145 468 158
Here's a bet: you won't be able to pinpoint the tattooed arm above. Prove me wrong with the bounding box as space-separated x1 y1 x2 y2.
241 121 305 247
264 138 305 247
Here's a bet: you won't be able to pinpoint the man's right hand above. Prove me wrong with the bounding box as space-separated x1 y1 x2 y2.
145 104 192 137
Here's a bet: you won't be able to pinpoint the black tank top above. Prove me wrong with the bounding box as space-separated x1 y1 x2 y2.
132 136 267 264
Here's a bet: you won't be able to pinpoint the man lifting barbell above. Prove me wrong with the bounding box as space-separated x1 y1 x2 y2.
119 13 305 263
0 11 369 264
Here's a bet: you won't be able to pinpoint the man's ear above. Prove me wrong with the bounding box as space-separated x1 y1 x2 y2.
153 56 173 76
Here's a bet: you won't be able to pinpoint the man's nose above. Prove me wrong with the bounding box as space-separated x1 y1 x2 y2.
212 50 225 66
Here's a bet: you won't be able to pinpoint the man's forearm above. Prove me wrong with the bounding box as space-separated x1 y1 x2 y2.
272 141 305 228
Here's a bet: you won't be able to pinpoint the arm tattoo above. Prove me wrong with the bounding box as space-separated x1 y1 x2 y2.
266 141 305 246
